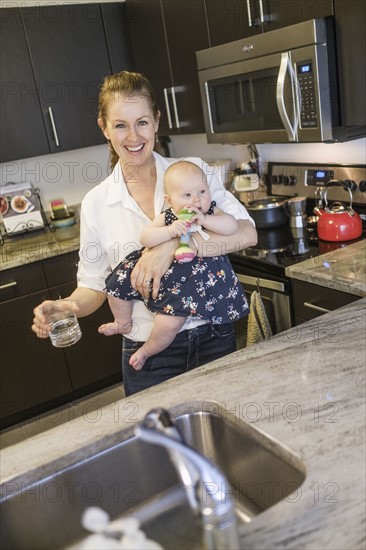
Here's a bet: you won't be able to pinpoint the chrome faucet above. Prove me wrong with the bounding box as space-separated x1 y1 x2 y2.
135 408 240 550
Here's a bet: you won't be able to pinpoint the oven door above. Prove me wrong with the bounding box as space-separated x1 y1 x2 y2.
234 273 292 350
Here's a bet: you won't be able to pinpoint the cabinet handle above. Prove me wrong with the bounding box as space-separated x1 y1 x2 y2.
303 302 331 314
0 281 17 290
246 0 253 26
164 88 173 129
48 107 60 147
204 82 214 134
171 87 180 129
258 0 265 23
236 273 284 293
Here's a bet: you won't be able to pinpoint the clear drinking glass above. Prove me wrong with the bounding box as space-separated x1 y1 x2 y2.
42 302 82 348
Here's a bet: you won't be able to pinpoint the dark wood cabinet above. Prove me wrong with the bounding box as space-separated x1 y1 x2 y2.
50 281 121 391
126 0 210 135
0 3 132 162
291 278 359 326
333 0 366 127
21 4 111 153
0 8 50 163
101 2 134 74
263 0 334 32
206 0 334 46
0 263 72 428
206 0 263 46
0 252 121 430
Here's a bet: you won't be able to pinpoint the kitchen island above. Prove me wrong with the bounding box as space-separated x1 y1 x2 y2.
1 297 365 549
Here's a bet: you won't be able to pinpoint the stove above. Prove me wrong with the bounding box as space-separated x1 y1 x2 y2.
231 162 366 278
229 162 366 347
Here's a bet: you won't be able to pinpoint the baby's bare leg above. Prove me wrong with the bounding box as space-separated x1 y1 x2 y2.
98 296 135 336
129 314 186 371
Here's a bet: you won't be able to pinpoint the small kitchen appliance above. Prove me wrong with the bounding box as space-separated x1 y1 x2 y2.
0 182 48 241
287 197 307 228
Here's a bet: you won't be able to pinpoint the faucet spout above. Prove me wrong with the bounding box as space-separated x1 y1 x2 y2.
136 408 240 550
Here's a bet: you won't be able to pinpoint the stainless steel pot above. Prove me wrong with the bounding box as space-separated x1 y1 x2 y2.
247 197 288 228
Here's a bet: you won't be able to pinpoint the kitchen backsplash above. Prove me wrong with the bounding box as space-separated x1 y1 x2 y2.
0 136 365 209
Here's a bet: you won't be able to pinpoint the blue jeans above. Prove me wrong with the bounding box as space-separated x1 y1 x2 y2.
122 323 236 396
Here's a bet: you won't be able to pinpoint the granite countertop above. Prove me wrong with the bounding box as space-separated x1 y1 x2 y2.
1 298 365 549
0 219 81 271
285 240 366 297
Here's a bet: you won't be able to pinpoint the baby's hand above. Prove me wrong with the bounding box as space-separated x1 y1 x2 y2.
168 219 189 238
187 207 206 226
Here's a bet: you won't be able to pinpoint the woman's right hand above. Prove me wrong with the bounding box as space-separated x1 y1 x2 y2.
32 299 80 338
131 239 178 299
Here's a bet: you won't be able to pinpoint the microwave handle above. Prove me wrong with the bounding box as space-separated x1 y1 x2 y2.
204 81 214 134
276 53 300 142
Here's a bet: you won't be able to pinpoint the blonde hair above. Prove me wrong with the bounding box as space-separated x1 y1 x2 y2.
98 71 160 170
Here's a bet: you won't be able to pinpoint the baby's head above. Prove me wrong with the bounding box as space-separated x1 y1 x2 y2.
164 160 211 214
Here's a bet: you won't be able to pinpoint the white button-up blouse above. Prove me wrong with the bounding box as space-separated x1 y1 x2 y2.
78 152 254 341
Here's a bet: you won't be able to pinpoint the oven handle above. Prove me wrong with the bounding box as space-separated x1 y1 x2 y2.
303 302 331 314
236 273 285 293
276 52 300 142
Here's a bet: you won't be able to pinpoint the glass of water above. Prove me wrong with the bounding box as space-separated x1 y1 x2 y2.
42 302 82 348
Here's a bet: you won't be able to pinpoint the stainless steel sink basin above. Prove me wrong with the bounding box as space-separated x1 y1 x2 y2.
0 402 306 549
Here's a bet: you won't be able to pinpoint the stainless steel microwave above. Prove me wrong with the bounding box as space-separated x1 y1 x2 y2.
196 18 341 144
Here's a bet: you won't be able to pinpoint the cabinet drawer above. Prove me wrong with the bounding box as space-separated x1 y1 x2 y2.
0 262 47 301
43 251 79 287
292 279 359 320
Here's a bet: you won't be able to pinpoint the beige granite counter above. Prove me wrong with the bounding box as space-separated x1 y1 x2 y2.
1 220 81 271
1 298 365 549
286 240 366 297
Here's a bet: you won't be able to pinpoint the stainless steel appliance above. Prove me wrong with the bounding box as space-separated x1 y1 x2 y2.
230 162 366 348
287 197 307 228
196 18 362 144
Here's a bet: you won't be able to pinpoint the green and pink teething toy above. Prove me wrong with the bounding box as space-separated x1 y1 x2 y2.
175 208 196 263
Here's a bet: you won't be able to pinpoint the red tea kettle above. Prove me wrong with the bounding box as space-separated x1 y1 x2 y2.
314 180 362 242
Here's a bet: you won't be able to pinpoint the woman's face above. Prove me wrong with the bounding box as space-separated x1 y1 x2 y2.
100 94 159 172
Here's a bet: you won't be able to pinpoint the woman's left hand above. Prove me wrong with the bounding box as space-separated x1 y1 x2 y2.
131 239 178 299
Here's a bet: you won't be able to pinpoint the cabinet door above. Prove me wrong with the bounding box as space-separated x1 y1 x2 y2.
263 0 334 32
21 3 112 153
207 0 263 46
51 282 122 390
0 8 50 162
0 290 72 428
162 0 209 133
291 279 359 323
334 0 366 126
101 2 134 74
126 0 172 134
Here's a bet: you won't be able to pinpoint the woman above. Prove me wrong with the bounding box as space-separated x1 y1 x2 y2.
32 71 257 396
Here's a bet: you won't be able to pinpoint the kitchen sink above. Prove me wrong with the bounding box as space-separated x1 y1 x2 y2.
0 402 306 549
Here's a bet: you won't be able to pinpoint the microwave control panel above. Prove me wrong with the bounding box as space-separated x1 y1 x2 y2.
297 63 317 128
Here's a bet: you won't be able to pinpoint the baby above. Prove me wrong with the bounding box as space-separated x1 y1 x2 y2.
99 160 249 370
